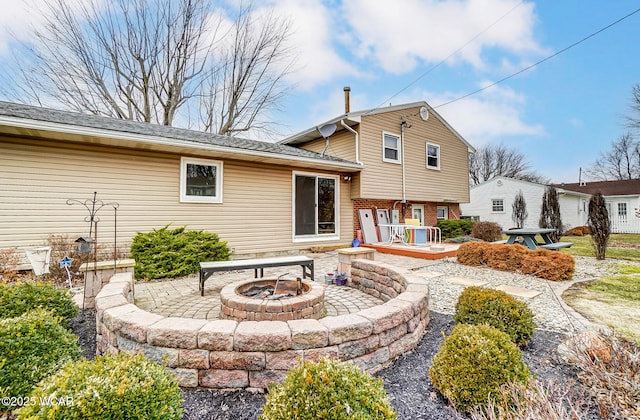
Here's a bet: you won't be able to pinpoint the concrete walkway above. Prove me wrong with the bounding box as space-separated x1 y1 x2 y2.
134 251 438 320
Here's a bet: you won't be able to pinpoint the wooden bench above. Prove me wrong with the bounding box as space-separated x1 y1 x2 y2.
199 256 314 296
539 242 573 251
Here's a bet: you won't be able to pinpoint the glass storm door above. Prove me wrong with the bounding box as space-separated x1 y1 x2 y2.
295 175 336 237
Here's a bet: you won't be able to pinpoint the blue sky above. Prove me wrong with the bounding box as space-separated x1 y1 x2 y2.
1 1 639 183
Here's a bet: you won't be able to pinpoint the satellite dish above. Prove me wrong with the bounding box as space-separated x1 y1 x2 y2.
317 123 337 139
419 106 429 121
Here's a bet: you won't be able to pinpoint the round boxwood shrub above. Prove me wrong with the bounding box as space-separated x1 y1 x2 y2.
0 309 81 410
16 352 184 420
0 281 78 322
429 324 530 413
260 358 397 419
454 286 535 346
131 225 231 280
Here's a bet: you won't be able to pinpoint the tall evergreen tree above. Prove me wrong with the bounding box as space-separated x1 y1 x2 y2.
538 186 563 242
588 192 611 260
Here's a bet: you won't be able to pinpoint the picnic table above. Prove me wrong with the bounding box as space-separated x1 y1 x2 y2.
199 256 314 296
502 228 573 251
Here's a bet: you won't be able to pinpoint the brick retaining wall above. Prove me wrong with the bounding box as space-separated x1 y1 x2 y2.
95 259 430 389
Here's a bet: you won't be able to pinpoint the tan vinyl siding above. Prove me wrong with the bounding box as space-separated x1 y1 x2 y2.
298 129 357 162
0 137 353 256
358 107 470 202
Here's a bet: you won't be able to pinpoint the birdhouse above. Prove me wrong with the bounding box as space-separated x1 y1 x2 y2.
75 237 95 254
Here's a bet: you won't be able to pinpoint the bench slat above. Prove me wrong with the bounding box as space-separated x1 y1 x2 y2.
539 242 573 250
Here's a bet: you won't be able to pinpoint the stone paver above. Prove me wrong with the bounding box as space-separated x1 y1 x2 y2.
134 252 436 319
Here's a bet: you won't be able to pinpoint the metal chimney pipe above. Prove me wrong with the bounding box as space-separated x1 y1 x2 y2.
344 86 351 113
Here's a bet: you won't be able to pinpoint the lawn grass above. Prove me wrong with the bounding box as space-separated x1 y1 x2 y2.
586 273 640 302
560 233 640 262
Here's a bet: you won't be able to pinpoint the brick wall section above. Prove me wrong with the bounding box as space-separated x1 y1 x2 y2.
95 262 430 390
352 198 461 237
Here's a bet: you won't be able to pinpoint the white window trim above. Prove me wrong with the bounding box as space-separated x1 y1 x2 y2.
491 198 505 213
180 157 223 203
426 142 440 170
292 171 340 243
382 131 401 164
437 205 448 220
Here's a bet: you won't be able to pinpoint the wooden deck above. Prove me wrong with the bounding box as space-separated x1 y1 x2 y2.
361 243 460 260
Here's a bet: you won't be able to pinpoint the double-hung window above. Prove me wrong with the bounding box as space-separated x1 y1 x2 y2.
180 157 223 203
492 199 504 212
426 143 440 169
382 132 401 163
618 203 628 221
294 173 339 240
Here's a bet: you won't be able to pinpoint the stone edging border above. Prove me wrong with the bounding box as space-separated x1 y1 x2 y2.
95 258 430 389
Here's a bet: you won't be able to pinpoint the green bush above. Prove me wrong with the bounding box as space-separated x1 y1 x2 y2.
131 225 231 280
260 358 397 420
16 352 184 420
429 324 530 413
0 309 81 409
0 281 79 323
437 219 475 239
454 287 535 346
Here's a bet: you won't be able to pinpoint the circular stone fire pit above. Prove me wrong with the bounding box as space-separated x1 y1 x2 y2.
219 278 324 321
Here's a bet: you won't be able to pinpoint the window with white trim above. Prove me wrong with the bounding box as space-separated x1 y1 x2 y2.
492 199 504 212
426 143 440 169
180 157 223 203
382 132 401 163
437 206 448 220
618 202 628 220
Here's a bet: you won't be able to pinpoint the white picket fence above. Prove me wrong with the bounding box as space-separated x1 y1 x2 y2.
610 217 640 234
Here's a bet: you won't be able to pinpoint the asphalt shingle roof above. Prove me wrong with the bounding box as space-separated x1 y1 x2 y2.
555 179 640 196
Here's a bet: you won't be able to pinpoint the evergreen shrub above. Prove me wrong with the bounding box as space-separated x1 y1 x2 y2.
0 309 81 409
131 225 231 280
437 219 475 239
260 358 397 420
16 352 184 420
429 324 530 413
454 286 535 345
0 281 78 322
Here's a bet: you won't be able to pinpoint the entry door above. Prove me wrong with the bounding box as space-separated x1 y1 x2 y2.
412 205 424 225
294 174 337 237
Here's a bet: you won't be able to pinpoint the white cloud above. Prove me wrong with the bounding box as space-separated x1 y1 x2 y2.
261 0 364 89
423 84 545 146
340 0 545 74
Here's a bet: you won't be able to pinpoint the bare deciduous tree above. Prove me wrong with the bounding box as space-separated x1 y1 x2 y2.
539 185 563 242
626 83 640 132
588 192 610 260
511 190 528 229
469 144 547 185
584 133 640 181
3 0 293 136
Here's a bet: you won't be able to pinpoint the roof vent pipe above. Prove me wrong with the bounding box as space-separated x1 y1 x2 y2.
344 86 351 113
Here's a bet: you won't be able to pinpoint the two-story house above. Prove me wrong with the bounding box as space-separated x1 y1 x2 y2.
279 92 475 240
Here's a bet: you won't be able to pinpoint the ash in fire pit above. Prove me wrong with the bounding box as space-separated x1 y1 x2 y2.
241 275 304 299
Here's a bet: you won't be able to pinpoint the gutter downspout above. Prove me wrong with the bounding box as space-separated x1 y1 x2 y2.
401 120 407 204
340 120 362 165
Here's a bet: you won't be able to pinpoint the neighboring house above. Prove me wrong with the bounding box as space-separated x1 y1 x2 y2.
556 179 640 233
279 98 475 235
460 176 591 231
0 101 362 260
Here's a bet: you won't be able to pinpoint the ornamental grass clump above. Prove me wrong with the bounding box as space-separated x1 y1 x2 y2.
16 352 184 420
0 309 81 410
131 225 231 280
454 286 535 346
260 358 397 420
0 281 78 323
429 324 530 413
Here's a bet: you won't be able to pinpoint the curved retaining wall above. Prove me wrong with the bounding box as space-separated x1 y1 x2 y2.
95 259 430 389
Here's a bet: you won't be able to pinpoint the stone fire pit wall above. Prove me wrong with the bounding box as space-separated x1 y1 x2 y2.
95 259 430 390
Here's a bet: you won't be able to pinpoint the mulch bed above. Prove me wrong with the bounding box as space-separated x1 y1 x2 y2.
72 309 583 419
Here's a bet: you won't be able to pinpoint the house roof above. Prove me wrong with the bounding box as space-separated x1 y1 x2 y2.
555 179 640 196
0 101 362 172
474 176 592 198
277 101 475 153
